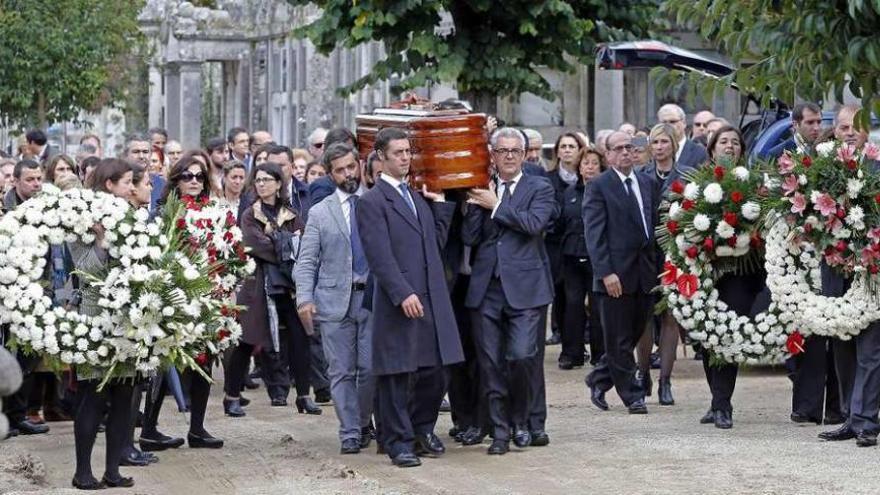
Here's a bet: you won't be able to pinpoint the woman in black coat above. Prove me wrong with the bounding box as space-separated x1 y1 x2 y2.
559 148 606 369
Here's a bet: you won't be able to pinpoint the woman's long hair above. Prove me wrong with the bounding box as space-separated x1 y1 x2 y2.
88 158 132 193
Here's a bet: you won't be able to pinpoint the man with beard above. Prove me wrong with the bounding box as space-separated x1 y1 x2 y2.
295 143 375 455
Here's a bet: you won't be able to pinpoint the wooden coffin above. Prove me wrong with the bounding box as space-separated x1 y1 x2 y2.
355 109 491 190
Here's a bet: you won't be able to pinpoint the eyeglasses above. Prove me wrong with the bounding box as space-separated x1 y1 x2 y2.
610 144 635 153
311 142 324 149
254 177 277 185
492 148 524 157
693 122 709 128
180 171 204 182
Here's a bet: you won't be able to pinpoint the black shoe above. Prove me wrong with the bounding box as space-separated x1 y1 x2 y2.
391 452 421 467
4 428 18 439
101 475 134 488
239 395 251 407
636 371 652 397
589 383 609 411
414 433 445 457
188 431 224 449
699 409 715 424
823 414 846 425
270 397 288 407
295 396 322 415
461 426 487 446
856 431 878 447
223 398 246 417
449 425 462 441
658 378 674 406
512 427 531 448
790 412 821 424
314 389 331 404
558 356 583 370
819 424 856 441
530 430 550 447
714 410 733 429
71 476 105 490
359 426 374 449
545 332 561 345
139 432 185 451
627 399 648 415
119 451 150 467
243 376 260 390
340 438 361 454
487 439 509 455
14 419 49 435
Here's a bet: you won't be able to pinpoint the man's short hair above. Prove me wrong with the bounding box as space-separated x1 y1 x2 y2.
25 129 47 146
308 127 328 144
265 144 294 162
148 127 168 139
657 103 686 121
13 159 41 179
792 103 822 123
80 133 101 146
124 132 150 153
227 126 248 143
490 127 526 149
374 128 408 154
521 128 542 145
834 104 861 127
325 127 357 148
206 137 227 153
322 143 356 168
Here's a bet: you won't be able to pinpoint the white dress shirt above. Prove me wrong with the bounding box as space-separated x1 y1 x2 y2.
675 137 686 164
491 171 523 218
380 174 418 219
613 167 649 238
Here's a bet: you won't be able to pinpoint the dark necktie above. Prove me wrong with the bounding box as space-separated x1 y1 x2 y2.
501 180 513 204
348 195 368 276
398 183 417 216
625 177 647 238
492 180 514 278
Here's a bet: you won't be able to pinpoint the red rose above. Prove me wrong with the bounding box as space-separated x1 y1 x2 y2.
847 159 858 171
750 233 763 248
666 220 679 234
226 212 236 227
685 245 699 258
703 237 715 250
681 199 695 210
176 218 186 229
836 207 846 219
727 235 738 247
871 265 879 275
661 261 678 286
802 156 812 168
804 223 813 234
195 352 209 366
786 331 805 355
676 274 699 299
875 194 880 205
730 191 744 203
723 211 738 227
223 231 234 242
713 165 725 180
670 180 685 194
218 329 231 340
836 240 848 252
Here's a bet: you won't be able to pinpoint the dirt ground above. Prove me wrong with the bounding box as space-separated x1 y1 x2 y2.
2 345 880 495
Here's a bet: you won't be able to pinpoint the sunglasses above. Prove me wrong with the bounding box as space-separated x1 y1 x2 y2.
311 142 324 149
180 171 204 182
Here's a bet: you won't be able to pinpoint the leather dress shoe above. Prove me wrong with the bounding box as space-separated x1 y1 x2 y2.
139 431 185 451
414 433 445 457
530 430 550 447
487 439 509 455
223 398 246 417
314 388 332 404
102 475 135 488
71 476 105 490
558 356 583 370
790 412 821 424
449 426 464 442
243 376 260 390
141 450 159 464
628 399 648 415
238 395 251 407
119 451 151 467
588 382 609 411
818 424 856 441
14 419 49 435
714 410 733 429
391 452 422 467
188 431 224 449
512 427 531 448
636 371 652 397
461 427 486 446
700 409 715 424
340 438 361 454
856 431 878 447
295 396 322 414
658 378 674 406
271 397 288 407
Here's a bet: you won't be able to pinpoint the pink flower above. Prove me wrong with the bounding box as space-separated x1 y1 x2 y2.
837 144 856 163
824 215 843 233
825 250 845 266
868 228 880 243
781 174 799 196
864 142 880 162
814 193 837 217
778 153 795 174
789 192 806 214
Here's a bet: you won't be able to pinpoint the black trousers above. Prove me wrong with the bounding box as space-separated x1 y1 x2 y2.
474 279 542 440
561 256 604 364
142 367 212 437
527 306 548 433
700 351 738 412
833 338 857 419
547 241 564 334
447 275 485 431
587 292 652 406
74 380 133 481
375 366 445 458
850 321 880 434
309 330 330 394
791 335 841 421
225 342 255 398
259 294 312 399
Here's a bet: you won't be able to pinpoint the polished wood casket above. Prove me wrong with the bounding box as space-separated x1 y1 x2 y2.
355 108 491 190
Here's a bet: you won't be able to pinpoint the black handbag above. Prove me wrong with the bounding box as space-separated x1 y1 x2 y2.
264 228 300 295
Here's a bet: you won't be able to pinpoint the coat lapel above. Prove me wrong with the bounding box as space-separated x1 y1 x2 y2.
637 173 653 240
378 180 422 233
327 193 350 239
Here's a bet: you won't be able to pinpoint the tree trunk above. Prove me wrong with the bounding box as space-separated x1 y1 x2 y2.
460 89 497 115
37 92 47 130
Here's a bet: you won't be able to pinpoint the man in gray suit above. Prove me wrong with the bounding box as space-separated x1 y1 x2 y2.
295 143 374 455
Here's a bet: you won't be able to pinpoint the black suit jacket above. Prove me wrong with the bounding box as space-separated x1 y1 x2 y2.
462 173 558 310
582 168 658 294
678 139 708 171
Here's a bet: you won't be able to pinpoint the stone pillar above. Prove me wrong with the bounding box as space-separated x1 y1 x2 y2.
164 63 181 142
236 56 251 129
593 65 624 132
178 62 203 148
148 65 164 129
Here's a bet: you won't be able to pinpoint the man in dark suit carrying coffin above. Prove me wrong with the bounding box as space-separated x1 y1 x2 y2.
357 127 463 467
583 131 658 414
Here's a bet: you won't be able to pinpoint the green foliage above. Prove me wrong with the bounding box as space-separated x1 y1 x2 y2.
657 0 880 127
0 0 146 128
287 0 658 102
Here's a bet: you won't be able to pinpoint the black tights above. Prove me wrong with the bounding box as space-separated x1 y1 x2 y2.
74 380 134 482
225 342 254 399
142 368 213 437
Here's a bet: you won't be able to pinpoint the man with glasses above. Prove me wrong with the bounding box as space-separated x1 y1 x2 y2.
584 131 658 415
691 110 716 144
463 127 557 455
657 103 707 171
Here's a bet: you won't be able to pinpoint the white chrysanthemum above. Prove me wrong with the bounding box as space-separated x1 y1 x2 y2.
847 179 864 199
683 183 700 200
693 214 711 231
741 202 761 221
815 141 835 157
703 183 723 204
715 220 735 239
733 167 749 181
